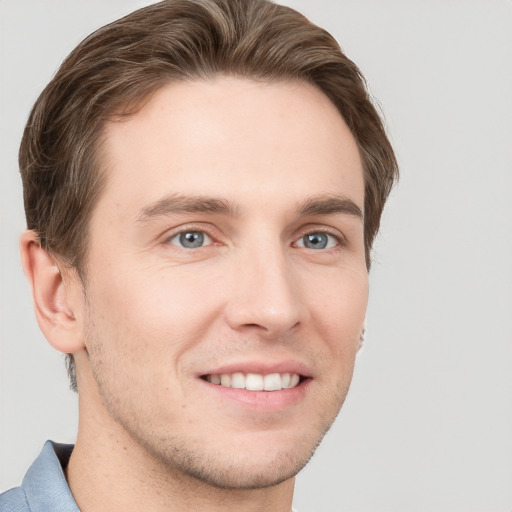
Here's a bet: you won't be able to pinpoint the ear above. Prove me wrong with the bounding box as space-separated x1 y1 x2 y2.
20 230 85 354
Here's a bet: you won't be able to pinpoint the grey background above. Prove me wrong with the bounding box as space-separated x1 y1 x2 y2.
1 1 511 510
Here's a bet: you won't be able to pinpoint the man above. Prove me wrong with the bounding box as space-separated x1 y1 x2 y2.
0 0 397 510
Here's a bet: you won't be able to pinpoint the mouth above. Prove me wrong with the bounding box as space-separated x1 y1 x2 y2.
201 372 303 391
198 361 313 410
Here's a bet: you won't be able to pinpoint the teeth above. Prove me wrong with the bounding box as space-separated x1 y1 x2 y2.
246 373 264 391
289 373 300 388
263 373 280 391
231 372 245 389
205 372 302 391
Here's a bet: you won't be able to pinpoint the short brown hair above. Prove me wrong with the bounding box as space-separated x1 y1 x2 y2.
20 0 398 391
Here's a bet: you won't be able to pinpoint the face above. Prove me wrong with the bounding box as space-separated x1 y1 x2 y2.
78 77 368 488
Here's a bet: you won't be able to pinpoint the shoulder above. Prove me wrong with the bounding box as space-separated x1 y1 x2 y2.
0 486 31 512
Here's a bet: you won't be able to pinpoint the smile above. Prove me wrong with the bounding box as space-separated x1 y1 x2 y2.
203 372 301 391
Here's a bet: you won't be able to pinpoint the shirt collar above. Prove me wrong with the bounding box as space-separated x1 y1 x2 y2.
22 440 79 512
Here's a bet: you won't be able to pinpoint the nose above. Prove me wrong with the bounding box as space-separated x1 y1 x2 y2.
224 243 308 339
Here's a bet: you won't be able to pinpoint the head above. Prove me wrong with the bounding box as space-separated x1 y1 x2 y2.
19 0 397 491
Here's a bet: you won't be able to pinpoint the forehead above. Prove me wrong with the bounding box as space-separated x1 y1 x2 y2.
97 77 364 219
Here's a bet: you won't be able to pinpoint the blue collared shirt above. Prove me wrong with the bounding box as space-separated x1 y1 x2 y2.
0 441 79 511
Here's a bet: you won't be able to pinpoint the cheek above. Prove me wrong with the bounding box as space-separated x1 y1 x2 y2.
85 261 225 366
304 266 368 389
307 267 368 336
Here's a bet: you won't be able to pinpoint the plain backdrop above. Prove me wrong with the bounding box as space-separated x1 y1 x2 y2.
1 1 511 511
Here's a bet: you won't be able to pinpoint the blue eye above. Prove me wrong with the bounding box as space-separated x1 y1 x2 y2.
296 232 338 250
169 231 212 249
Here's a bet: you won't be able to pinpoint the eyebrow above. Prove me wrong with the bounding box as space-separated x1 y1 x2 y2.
136 194 241 223
136 193 363 224
296 195 363 220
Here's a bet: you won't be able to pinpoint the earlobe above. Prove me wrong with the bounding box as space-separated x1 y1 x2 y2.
19 230 84 354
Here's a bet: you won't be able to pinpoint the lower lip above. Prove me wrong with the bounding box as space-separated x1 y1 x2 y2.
200 378 311 411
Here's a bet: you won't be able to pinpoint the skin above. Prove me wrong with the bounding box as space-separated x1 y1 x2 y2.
21 77 368 512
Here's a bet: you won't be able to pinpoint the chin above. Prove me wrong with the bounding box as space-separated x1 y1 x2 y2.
166 444 318 490
137 420 332 491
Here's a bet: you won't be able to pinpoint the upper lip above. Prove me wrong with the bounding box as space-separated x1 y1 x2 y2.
199 360 313 378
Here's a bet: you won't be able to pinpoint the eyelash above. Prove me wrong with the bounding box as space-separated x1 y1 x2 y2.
294 231 342 250
163 224 217 249
163 226 345 251
167 230 214 249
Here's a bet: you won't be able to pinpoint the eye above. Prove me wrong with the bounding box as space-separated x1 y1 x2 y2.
169 231 212 249
295 232 339 250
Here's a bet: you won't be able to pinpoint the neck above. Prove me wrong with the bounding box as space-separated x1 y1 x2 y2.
66 389 295 512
